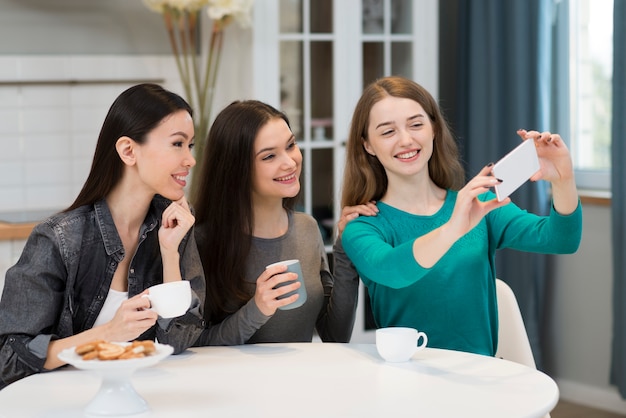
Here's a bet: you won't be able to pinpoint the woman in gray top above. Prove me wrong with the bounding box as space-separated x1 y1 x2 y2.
0 84 205 389
193 100 358 345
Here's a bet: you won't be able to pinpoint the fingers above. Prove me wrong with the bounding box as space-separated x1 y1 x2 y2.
259 265 299 294
173 195 191 211
107 296 158 341
466 164 502 194
340 202 378 219
517 129 564 147
337 201 379 237
254 265 302 315
159 200 196 251
161 200 195 230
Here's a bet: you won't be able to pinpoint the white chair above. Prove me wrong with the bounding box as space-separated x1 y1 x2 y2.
495 279 552 418
495 278 537 368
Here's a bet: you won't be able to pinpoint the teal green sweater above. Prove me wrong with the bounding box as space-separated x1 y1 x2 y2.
342 190 582 356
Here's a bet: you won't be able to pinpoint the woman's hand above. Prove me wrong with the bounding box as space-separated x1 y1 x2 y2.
44 292 158 370
411 165 509 269
337 201 379 237
448 165 510 237
253 264 302 316
517 129 578 215
103 291 158 342
158 196 195 253
517 129 574 184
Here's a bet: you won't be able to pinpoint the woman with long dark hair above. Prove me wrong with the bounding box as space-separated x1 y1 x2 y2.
0 84 205 389
193 100 357 345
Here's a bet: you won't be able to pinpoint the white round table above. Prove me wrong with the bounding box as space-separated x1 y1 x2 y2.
0 343 558 418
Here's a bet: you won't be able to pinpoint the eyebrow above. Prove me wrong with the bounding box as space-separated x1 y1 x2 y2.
255 134 296 156
375 113 425 130
171 131 191 140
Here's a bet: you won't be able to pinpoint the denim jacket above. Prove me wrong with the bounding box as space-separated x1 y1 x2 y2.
0 196 206 390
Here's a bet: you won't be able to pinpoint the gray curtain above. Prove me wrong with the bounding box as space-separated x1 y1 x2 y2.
440 0 555 369
611 0 626 400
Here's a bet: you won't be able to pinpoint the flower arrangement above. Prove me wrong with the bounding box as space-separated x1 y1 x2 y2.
143 0 254 199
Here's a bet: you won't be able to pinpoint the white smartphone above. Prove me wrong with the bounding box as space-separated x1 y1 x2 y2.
492 139 540 202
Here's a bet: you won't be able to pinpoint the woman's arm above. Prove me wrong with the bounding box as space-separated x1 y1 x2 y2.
193 299 270 346
316 236 359 342
193 264 300 346
153 226 206 353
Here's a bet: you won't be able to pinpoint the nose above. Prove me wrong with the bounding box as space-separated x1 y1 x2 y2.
282 154 297 170
185 148 196 168
282 148 300 169
398 128 413 145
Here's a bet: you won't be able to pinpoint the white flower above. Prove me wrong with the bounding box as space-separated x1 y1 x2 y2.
207 0 254 28
167 0 209 11
142 0 209 13
142 0 168 13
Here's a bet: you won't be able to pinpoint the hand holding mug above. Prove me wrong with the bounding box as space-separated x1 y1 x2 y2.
255 260 307 315
106 293 158 342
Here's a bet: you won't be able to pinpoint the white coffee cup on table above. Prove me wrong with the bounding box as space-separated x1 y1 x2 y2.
143 280 191 318
376 327 428 362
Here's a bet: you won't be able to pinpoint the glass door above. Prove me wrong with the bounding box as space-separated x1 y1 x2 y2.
279 0 336 246
252 0 439 341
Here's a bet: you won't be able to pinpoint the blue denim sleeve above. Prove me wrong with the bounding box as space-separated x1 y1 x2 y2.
0 222 66 389
154 227 206 354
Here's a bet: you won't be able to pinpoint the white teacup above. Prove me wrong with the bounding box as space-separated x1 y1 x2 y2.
143 280 191 318
376 327 428 362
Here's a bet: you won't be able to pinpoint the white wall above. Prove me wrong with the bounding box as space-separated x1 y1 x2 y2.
546 202 626 414
0 55 177 213
0 0 253 295
0 0 253 213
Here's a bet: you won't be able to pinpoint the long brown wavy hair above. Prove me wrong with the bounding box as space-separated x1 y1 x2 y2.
341 76 465 208
192 100 297 322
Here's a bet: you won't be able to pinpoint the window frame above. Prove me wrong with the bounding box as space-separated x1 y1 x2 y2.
567 0 613 192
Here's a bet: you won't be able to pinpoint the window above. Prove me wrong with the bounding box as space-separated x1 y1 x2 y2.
569 0 613 190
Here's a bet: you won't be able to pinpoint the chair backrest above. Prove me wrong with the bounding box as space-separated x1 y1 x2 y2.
494 278 537 369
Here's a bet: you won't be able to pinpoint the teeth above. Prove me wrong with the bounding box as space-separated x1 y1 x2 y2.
397 150 418 159
276 174 295 181
174 175 186 181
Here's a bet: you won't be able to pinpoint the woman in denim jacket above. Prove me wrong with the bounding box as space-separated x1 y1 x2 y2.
0 84 205 389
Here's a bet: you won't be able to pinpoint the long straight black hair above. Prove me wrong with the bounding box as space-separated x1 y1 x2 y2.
65 83 192 212
193 100 296 321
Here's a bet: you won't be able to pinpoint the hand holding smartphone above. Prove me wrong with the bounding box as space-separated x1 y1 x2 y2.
492 139 540 202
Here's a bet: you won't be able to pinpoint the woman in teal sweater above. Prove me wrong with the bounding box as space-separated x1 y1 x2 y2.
339 76 582 356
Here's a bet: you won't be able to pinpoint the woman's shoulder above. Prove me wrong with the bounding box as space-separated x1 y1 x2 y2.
41 205 93 229
291 211 319 228
24 205 95 249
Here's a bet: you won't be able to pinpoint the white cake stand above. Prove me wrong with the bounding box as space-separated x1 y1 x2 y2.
58 343 174 417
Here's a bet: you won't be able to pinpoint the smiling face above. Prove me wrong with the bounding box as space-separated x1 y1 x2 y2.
133 109 196 201
252 117 302 204
363 96 435 183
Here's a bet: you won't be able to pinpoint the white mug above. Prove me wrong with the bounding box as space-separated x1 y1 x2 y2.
143 280 191 318
376 327 428 362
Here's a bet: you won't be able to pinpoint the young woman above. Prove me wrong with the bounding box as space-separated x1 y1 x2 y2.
339 76 582 356
192 100 358 345
0 84 205 389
